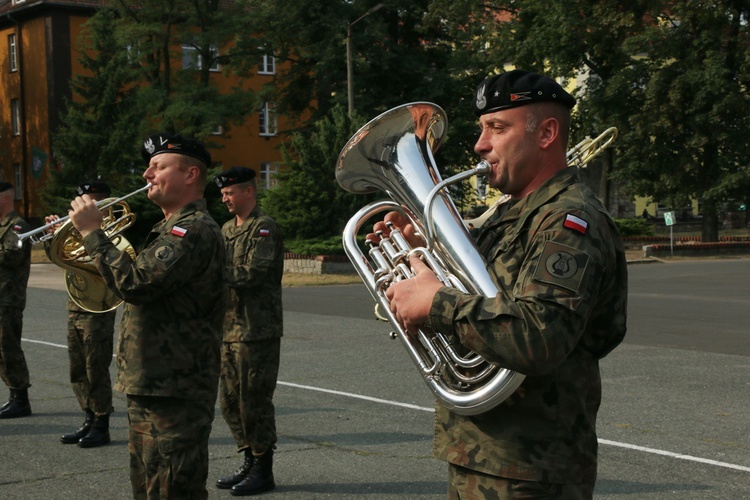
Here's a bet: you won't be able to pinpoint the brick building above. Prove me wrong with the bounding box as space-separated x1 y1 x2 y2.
0 0 291 219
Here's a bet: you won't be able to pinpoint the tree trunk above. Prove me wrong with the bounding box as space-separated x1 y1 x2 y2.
701 200 720 242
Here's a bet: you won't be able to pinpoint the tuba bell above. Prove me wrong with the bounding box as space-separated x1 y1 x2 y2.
336 102 525 416
44 193 140 313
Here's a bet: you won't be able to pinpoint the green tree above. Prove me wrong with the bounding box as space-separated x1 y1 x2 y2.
620 0 750 241
48 8 143 214
261 104 376 249
51 0 260 234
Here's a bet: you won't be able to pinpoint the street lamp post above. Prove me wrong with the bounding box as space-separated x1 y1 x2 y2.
347 3 384 117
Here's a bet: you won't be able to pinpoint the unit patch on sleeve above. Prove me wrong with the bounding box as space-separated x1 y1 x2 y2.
533 241 590 293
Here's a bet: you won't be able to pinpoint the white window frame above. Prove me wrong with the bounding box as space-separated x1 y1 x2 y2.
259 162 279 189
11 99 21 136
9 34 18 72
212 125 223 136
13 0 27 5
181 43 221 72
259 54 275 75
259 102 277 136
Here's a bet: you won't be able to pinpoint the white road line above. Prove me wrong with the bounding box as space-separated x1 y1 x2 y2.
23 338 750 474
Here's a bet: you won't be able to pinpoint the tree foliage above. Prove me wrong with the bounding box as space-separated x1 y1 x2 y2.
53 0 750 248
260 104 377 245
51 0 260 238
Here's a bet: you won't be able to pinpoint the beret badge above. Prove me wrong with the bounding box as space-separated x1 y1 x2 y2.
475 83 487 111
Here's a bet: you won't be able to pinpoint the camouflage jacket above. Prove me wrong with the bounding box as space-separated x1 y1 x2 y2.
0 212 31 308
222 206 284 342
429 168 628 483
82 199 227 402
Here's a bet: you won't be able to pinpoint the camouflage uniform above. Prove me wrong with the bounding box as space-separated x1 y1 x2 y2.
0 212 31 391
65 298 116 415
219 206 284 455
428 168 628 491
82 199 227 499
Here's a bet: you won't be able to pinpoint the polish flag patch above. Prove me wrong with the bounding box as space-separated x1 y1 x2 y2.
170 226 187 237
563 214 588 235
13 225 22 232
259 229 270 237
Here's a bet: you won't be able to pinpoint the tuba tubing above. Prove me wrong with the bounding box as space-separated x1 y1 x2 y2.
337 102 525 415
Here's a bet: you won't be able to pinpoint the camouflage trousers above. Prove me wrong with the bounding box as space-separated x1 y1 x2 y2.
219 338 280 454
447 464 595 500
126 395 215 500
0 306 30 390
67 310 116 414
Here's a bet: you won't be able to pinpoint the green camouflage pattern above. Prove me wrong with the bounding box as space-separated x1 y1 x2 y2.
0 212 31 308
126 395 214 499
221 206 284 342
220 338 280 454
447 463 595 499
66 306 116 414
429 168 628 484
81 199 227 402
0 212 31 389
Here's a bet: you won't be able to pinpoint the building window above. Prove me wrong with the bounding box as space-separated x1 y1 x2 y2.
259 162 279 189
12 0 27 5
259 102 277 136
9 34 18 72
212 125 223 135
259 54 275 75
181 43 220 71
13 163 21 200
11 99 21 136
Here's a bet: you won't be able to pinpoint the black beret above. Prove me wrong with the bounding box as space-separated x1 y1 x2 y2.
76 180 111 197
0 182 13 193
141 132 211 166
472 70 576 116
214 166 256 188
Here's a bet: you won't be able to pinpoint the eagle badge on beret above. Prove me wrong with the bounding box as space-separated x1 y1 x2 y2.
144 138 156 155
475 83 487 111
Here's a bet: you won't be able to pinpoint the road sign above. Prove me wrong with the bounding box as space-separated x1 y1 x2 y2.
664 211 676 226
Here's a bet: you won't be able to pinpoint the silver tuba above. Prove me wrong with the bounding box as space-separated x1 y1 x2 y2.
336 102 525 415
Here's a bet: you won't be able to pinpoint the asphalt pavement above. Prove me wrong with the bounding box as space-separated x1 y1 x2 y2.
0 260 748 499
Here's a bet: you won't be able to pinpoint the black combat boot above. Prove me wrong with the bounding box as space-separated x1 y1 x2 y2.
217 449 254 489
1 390 12 411
61 409 95 444
230 450 275 496
0 388 31 419
78 413 110 448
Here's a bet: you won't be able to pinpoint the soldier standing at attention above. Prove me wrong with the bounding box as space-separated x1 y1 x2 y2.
214 167 284 496
45 180 117 447
0 182 32 419
69 133 227 499
372 70 628 499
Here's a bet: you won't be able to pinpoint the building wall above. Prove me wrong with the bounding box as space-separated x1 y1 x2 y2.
1 5 295 219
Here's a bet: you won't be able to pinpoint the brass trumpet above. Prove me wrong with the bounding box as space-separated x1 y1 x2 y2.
566 127 618 168
14 183 152 248
22 183 151 313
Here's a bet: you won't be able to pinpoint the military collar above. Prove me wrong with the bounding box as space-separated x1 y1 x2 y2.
480 168 579 234
0 211 18 225
153 199 207 232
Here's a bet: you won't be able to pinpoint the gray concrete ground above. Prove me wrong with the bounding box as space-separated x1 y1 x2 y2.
0 260 748 499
